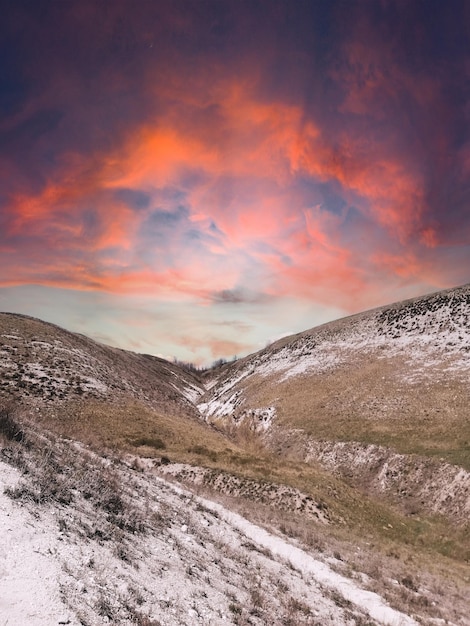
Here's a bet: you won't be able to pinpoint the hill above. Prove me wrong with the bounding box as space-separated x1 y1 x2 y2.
0 286 469 624
194 284 470 528
0 312 231 459
197 283 470 467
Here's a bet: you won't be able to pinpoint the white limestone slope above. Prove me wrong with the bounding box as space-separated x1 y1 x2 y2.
0 463 74 625
0 454 419 626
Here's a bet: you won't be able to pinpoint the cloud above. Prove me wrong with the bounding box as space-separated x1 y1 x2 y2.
0 0 468 362
0 72 457 310
211 288 271 305
177 334 252 362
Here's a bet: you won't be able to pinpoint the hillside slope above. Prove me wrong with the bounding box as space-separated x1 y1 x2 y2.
2 419 469 626
0 313 238 458
197 284 470 468
0 312 204 413
4 285 469 468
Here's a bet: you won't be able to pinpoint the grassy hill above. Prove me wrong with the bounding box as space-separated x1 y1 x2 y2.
197 284 470 469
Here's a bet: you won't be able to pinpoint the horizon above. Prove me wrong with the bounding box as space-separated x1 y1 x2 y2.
2 279 466 369
0 0 468 366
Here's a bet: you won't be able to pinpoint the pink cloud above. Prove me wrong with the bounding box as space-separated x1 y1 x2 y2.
0 74 455 312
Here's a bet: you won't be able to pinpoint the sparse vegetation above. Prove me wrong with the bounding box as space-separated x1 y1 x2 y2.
401 574 418 592
1 406 468 624
1 289 470 625
228 602 242 615
171 357 207 374
1 413 149 539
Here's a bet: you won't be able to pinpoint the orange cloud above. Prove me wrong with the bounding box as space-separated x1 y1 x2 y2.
289 129 427 242
177 334 253 362
101 79 307 193
106 77 429 253
260 208 367 310
1 76 440 310
0 262 214 300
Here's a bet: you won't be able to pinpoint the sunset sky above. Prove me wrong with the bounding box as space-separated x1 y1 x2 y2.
0 0 469 365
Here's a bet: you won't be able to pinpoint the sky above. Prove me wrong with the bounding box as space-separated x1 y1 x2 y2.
0 0 469 365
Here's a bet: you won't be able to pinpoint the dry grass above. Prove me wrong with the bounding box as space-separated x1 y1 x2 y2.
159 441 470 567
1 420 149 539
28 392 469 566
225 358 470 469
0 413 373 625
185 479 470 625
32 398 237 462
0 404 25 443
1 306 469 623
2 405 469 625
0 312 204 423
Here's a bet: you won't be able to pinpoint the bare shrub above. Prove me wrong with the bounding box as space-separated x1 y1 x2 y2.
249 585 266 617
95 592 118 621
0 404 24 442
131 615 162 626
229 602 242 615
132 436 166 450
282 595 315 625
329 589 353 609
188 445 218 462
401 575 418 592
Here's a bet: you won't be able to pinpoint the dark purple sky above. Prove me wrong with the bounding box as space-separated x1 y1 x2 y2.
0 0 468 363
